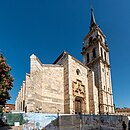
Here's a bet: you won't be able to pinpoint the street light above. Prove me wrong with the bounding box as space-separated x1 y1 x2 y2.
57 109 60 130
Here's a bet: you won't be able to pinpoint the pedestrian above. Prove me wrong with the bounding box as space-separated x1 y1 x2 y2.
122 121 127 130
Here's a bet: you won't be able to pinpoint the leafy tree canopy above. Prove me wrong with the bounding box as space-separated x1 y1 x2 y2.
0 53 14 106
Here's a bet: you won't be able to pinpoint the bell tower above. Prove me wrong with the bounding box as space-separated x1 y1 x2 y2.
81 8 114 114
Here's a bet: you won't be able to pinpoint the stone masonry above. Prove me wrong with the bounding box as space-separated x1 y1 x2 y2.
15 9 115 115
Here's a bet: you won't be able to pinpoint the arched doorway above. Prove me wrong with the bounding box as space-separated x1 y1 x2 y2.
75 97 84 114
75 99 81 114
72 80 86 114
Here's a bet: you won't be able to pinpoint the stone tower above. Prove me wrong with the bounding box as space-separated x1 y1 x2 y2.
81 8 114 114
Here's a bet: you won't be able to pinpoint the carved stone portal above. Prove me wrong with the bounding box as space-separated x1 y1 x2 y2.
72 80 86 114
73 79 85 97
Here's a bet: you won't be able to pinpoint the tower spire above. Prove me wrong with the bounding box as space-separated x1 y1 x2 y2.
90 8 97 30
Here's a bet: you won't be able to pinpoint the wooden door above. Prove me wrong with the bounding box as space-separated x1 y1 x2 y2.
75 99 81 114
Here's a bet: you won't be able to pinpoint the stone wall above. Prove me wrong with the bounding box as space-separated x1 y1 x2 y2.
55 52 98 114
16 54 65 113
88 69 99 114
55 52 70 114
58 115 128 130
41 65 64 113
20 113 129 130
15 51 113 115
28 56 64 113
68 55 89 114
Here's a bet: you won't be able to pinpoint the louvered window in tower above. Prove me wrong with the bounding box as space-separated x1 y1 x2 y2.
104 52 106 61
101 47 103 57
87 53 89 63
93 48 96 59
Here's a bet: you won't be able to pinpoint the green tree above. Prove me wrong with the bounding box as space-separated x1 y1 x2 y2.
0 53 14 112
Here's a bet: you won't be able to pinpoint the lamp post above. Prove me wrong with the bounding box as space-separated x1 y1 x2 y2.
57 109 60 130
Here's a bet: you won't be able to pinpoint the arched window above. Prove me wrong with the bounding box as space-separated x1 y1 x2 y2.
100 47 103 57
76 69 80 75
104 52 106 61
93 48 96 59
87 53 89 63
23 100 25 111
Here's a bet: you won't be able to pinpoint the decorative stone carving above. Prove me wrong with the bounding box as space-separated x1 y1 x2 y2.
72 79 85 98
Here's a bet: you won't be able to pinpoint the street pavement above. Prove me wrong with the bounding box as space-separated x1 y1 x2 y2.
0 125 22 130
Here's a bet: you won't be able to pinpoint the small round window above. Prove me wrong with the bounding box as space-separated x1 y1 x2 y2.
76 69 80 75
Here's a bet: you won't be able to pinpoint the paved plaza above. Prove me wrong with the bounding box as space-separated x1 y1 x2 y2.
0 125 22 130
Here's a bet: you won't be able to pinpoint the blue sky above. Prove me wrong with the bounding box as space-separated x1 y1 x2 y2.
1 0 130 108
